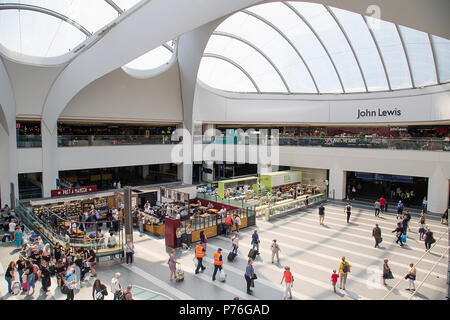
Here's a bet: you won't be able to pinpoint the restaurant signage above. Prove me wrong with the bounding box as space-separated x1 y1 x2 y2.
51 185 97 197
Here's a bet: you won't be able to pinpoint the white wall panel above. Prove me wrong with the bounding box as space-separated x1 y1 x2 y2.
17 148 42 174
194 83 450 124
61 62 183 122
57 144 178 171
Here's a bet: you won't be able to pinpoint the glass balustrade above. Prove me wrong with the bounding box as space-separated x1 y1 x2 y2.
199 135 450 152
57 135 179 147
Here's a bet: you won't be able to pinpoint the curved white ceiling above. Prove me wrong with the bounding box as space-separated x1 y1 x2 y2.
198 1 450 94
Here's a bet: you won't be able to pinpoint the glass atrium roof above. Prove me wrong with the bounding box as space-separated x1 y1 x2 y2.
198 1 450 94
0 0 174 70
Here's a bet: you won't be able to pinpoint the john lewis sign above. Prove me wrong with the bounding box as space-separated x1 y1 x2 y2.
330 94 431 123
356 107 402 119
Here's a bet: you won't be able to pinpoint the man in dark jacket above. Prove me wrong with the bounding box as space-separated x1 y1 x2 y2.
392 222 404 247
372 224 382 248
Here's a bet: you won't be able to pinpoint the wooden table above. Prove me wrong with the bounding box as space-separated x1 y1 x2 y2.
198 206 208 211
207 209 219 214
71 229 84 236
190 203 199 208
60 221 71 228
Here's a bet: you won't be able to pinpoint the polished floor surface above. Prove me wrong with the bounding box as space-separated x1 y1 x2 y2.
0 200 448 300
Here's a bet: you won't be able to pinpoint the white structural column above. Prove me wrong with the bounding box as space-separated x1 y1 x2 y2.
427 165 449 214
41 123 59 197
178 19 223 134
0 57 18 207
202 162 214 182
202 123 216 182
328 167 346 200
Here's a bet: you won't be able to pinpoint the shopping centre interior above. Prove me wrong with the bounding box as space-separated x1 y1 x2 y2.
0 0 449 302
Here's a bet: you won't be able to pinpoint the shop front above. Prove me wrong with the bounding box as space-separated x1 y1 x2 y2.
346 171 428 206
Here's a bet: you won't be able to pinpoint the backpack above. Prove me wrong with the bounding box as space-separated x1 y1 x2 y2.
225 216 232 226
342 262 348 273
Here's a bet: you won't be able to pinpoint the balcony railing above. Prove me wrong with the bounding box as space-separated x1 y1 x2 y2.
199 135 450 152
17 135 42 148
57 135 179 147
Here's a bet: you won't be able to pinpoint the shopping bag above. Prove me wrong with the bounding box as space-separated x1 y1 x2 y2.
401 234 406 243
219 270 227 282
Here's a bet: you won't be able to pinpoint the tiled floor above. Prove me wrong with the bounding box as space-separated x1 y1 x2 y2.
0 200 448 300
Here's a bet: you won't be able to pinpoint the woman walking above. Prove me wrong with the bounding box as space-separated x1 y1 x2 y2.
39 260 52 293
382 258 393 286
176 228 182 249
186 224 192 249
271 239 281 264
25 259 36 296
405 263 416 292
424 227 435 251
53 243 62 263
418 219 426 241
64 267 77 300
55 259 66 290
280 266 293 300
41 243 51 265
16 255 26 291
4 261 16 294
139 212 144 235
13 226 23 248
168 249 179 281
231 232 239 255
63 243 72 267
200 230 207 249
92 279 108 300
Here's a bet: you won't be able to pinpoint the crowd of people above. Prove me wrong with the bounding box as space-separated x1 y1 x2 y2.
1 203 135 300
2 187 446 300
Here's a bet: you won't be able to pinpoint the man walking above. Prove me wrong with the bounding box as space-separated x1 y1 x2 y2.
318 203 325 225
372 224 382 248
251 230 260 255
195 243 206 274
379 196 386 213
111 273 122 300
212 248 223 281
374 199 381 217
339 256 351 290
344 202 352 224
397 200 404 219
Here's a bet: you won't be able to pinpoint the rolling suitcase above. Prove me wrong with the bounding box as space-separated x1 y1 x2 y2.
227 251 236 262
248 249 257 260
175 263 184 282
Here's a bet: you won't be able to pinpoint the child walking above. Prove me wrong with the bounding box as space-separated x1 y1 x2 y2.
331 269 339 293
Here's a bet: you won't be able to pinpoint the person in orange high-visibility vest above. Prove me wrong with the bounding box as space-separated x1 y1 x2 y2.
195 244 206 274
212 248 223 281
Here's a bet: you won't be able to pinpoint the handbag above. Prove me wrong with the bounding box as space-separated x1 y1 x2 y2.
405 274 416 280
251 273 257 280
387 270 394 279
61 284 70 294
